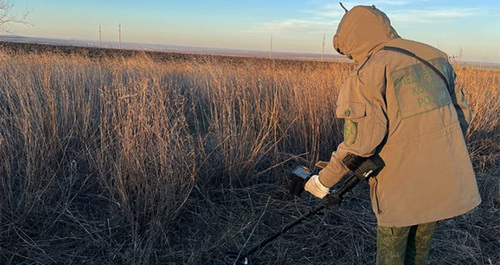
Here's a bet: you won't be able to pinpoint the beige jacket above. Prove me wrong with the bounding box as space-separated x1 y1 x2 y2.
320 5 481 227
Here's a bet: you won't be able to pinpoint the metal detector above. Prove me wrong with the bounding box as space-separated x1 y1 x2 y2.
214 154 385 265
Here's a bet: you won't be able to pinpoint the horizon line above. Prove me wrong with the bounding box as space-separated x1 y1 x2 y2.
1 35 499 67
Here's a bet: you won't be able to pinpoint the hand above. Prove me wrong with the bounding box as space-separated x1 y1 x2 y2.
304 175 329 199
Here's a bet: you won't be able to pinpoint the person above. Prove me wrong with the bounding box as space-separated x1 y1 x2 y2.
304 4 481 265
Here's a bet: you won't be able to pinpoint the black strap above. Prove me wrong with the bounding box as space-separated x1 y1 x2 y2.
382 46 450 90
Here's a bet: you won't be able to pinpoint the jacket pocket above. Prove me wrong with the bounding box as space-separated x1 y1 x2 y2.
336 102 366 147
336 102 366 119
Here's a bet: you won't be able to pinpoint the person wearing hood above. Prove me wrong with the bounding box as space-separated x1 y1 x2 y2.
305 4 480 265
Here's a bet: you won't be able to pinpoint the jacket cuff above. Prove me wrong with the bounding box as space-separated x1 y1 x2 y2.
319 155 349 187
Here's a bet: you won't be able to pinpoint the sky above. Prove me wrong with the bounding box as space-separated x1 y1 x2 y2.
3 0 500 63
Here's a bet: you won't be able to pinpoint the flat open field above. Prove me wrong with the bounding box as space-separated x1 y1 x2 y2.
0 42 498 264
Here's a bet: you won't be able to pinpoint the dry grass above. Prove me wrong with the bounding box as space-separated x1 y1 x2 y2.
0 45 498 264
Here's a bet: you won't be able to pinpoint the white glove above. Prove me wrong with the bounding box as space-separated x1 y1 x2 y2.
304 175 329 199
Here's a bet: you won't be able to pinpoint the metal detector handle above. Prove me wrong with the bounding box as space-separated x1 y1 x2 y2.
325 174 360 206
325 154 385 206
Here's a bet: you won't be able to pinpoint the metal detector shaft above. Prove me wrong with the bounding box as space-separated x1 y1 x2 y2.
242 174 361 258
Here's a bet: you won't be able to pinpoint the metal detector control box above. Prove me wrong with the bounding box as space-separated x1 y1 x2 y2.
289 166 311 196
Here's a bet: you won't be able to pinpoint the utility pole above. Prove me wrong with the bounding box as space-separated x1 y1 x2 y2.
269 35 273 59
99 24 102 48
118 22 122 49
321 35 325 61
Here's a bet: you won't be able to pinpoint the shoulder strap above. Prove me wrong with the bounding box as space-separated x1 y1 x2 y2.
382 46 450 90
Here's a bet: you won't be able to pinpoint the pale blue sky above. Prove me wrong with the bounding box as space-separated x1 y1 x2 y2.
4 0 500 63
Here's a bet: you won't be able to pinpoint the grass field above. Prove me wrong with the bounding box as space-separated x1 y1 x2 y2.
0 43 498 265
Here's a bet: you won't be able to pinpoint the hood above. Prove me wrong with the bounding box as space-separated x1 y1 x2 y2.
333 5 400 63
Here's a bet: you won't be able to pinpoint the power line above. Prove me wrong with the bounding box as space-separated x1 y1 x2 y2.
118 22 121 49
269 35 273 59
322 35 325 62
99 24 102 48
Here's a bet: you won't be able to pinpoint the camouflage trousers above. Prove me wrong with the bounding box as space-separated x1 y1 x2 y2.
376 222 437 265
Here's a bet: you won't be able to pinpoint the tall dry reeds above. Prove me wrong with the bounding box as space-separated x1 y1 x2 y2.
0 52 198 264
0 48 497 264
456 67 500 171
189 59 350 186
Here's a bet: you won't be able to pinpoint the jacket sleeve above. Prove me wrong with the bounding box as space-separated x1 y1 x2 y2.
449 71 472 137
319 65 388 187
